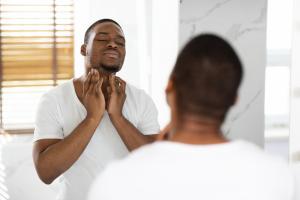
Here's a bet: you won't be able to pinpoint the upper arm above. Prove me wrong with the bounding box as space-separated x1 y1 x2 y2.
33 93 64 168
34 93 64 141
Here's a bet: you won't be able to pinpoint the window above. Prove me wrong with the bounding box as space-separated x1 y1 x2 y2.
0 0 74 133
265 0 293 138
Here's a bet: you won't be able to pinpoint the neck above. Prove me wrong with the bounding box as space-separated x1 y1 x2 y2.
74 70 115 103
168 115 228 145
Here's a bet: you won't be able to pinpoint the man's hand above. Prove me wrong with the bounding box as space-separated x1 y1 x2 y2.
107 75 126 121
83 69 105 123
156 123 172 141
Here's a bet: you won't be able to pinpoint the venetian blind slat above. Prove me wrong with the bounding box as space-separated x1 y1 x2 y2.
0 0 74 85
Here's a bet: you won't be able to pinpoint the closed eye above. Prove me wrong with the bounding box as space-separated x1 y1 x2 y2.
116 41 125 46
115 39 125 46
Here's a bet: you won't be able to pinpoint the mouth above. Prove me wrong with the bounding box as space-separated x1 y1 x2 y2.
103 51 119 59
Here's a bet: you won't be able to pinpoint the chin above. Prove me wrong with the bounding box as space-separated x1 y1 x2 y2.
100 64 121 73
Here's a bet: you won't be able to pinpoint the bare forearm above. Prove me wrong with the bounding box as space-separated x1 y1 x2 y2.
111 116 155 151
35 117 99 184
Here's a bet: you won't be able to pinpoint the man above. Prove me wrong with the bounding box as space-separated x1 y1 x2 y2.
88 34 295 200
32 19 159 200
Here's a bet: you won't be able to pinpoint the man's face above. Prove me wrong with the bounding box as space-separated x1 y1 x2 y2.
83 22 126 73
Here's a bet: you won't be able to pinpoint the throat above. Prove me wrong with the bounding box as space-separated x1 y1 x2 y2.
73 76 110 104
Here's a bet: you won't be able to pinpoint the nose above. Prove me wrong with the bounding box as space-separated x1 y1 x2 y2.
107 40 117 49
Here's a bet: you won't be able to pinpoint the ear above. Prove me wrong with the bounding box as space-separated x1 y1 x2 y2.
165 79 174 94
81 44 87 56
165 79 175 106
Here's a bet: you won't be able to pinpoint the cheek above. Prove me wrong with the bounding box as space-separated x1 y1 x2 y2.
90 43 103 53
121 49 126 59
89 53 101 65
90 46 102 58
90 52 99 59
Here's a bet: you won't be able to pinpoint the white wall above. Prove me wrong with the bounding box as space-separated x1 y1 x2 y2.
180 0 267 146
150 0 179 127
291 0 300 192
290 0 300 164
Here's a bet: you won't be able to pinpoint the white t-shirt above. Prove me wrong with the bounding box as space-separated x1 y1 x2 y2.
34 80 160 200
89 140 296 200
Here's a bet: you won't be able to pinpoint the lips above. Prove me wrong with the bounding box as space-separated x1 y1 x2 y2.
104 50 119 59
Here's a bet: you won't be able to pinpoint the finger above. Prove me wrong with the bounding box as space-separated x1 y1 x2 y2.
92 70 100 94
91 69 98 84
114 77 122 93
157 131 170 141
88 81 95 94
98 76 104 88
156 123 172 141
109 74 116 92
94 69 99 82
83 71 92 94
96 76 104 96
118 78 126 94
107 86 111 94
88 70 96 93
106 86 111 105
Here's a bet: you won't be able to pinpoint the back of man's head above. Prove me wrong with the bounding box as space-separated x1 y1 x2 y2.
171 34 243 122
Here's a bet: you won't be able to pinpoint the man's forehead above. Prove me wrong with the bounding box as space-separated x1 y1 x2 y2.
93 22 124 37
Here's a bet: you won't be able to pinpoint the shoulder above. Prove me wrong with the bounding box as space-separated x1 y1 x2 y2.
124 83 157 113
235 140 284 162
40 80 73 102
235 140 293 176
45 80 73 96
125 83 151 100
237 140 284 161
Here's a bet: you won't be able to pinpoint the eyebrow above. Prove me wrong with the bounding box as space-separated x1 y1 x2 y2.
96 32 125 40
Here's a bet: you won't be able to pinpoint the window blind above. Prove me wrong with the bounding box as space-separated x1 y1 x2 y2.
0 0 74 132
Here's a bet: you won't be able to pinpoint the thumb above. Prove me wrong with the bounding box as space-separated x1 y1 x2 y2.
96 76 104 96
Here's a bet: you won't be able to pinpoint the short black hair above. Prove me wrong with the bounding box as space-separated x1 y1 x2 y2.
84 18 123 44
171 34 243 121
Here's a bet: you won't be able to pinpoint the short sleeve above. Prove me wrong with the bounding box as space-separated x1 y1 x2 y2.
137 91 160 135
33 93 64 142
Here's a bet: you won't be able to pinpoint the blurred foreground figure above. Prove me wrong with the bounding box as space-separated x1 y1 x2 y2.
88 34 296 200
